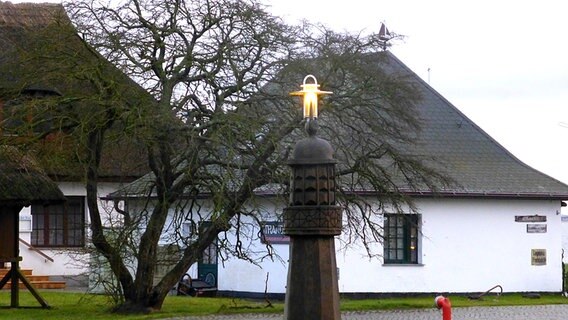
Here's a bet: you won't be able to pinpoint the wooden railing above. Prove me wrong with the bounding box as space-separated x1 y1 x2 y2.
18 238 54 263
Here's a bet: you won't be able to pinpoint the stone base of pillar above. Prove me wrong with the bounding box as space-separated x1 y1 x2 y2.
284 236 340 320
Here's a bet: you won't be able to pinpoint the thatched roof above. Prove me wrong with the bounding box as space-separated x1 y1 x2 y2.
0 145 64 206
0 1 90 95
0 1 151 182
0 1 64 28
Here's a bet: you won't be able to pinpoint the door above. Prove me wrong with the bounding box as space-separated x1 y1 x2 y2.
198 222 218 287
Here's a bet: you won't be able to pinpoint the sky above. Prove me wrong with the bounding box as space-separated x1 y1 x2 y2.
10 1 568 188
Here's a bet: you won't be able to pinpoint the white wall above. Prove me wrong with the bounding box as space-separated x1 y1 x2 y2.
17 181 122 276
19 185 563 294
217 198 564 294
562 215 568 263
336 198 562 293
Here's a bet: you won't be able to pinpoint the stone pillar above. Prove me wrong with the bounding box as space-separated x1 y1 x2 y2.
283 125 342 320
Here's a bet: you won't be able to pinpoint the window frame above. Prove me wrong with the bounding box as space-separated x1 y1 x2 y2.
383 213 421 265
31 196 86 248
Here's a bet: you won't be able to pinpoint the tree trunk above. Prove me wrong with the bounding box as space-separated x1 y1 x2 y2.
115 143 176 313
85 128 137 302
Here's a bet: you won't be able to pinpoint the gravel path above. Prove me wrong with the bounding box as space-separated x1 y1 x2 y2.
167 304 568 320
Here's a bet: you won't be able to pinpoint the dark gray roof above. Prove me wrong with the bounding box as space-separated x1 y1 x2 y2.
384 52 568 199
110 52 568 201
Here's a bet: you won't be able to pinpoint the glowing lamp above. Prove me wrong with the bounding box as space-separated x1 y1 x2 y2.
290 75 332 119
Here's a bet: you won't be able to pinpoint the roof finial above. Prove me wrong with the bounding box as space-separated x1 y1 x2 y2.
378 22 394 50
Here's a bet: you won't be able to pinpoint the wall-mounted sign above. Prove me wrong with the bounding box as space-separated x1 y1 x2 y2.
526 224 547 233
261 221 290 245
19 215 32 232
531 249 546 266
515 215 546 223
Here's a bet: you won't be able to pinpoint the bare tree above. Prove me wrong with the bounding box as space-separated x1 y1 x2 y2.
1 0 450 313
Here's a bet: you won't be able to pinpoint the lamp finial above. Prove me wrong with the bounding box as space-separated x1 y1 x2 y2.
290 75 332 120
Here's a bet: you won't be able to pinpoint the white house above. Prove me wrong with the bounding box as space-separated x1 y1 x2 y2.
115 52 568 297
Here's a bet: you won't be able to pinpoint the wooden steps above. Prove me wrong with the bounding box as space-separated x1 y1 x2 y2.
0 268 66 290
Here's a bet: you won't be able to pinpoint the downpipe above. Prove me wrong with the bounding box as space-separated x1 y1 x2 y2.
435 295 452 320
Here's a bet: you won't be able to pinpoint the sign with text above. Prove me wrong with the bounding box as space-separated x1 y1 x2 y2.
19 215 32 232
261 221 290 245
526 224 547 233
515 215 546 223
531 249 546 266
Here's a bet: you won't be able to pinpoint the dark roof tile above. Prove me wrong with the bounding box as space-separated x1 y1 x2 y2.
112 52 568 200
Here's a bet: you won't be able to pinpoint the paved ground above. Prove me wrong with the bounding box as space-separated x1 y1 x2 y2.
169 304 568 320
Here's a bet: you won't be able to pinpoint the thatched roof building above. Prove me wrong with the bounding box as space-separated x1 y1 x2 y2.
0 1 151 182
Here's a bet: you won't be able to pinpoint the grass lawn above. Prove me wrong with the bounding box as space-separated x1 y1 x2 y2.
0 291 567 319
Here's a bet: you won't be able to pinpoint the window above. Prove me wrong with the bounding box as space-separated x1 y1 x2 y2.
383 214 420 264
31 196 85 247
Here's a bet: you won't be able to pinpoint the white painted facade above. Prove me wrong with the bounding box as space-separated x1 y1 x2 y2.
562 215 568 263
16 184 565 294
215 198 563 294
17 181 121 279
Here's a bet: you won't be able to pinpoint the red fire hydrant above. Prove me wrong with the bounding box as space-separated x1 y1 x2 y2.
435 295 452 320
